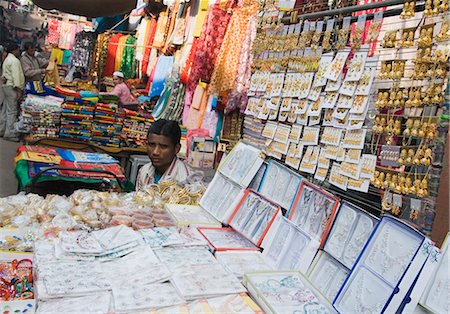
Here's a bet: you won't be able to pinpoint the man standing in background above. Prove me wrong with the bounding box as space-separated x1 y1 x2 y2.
0 42 25 142
20 41 48 82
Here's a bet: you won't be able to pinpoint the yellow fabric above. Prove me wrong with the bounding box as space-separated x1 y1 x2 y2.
193 0 209 37
50 48 64 65
15 151 61 164
115 35 129 72
45 57 60 86
2 53 25 89
153 12 169 49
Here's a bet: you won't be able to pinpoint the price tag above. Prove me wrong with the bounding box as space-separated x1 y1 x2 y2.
410 198 422 211
393 194 403 207
384 191 393 205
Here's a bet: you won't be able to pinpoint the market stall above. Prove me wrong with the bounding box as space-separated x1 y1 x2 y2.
0 141 448 313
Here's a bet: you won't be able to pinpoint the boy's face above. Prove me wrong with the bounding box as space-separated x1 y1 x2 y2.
147 134 180 170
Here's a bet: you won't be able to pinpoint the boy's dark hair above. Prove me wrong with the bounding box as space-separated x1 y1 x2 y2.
23 41 35 51
147 119 181 146
6 42 18 53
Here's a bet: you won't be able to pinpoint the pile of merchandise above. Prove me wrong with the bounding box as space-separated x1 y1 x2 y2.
120 108 153 147
18 95 64 139
91 103 124 147
15 146 126 188
59 100 95 142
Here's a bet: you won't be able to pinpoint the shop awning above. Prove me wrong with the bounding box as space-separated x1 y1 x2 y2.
32 0 137 17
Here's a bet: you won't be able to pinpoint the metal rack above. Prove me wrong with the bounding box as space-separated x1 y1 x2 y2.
281 0 425 23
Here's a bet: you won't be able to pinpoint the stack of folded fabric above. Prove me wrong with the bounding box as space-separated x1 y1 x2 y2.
120 109 153 148
55 86 81 98
59 100 94 141
91 103 124 147
20 95 64 139
99 94 120 105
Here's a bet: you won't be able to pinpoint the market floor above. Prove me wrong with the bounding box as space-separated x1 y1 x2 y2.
0 138 19 197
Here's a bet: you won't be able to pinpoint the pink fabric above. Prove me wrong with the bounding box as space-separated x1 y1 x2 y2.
112 82 134 104
184 2 232 109
46 19 61 46
58 21 73 50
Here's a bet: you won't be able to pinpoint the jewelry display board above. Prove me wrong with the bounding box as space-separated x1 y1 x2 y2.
228 190 281 246
307 251 350 302
261 216 319 274
199 172 244 223
197 228 260 251
243 271 335 314
287 181 339 245
218 141 265 188
215 251 272 279
165 204 221 228
333 216 431 313
323 201 378 269
420 232 450 314
258 160 303 210
369 10 450 235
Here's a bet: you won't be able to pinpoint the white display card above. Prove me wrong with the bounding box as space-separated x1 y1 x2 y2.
258 160 302 210
261 216 319 274
308 251 350 302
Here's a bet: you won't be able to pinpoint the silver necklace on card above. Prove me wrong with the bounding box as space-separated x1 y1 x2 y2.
354 272 385 314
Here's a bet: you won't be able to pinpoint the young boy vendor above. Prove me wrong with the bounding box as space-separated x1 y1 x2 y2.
136 119 202 190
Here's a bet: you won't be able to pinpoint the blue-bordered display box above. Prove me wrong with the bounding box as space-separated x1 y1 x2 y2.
333 215 433 313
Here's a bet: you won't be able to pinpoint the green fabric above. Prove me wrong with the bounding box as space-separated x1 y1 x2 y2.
15 160 134 192
119 36 137 79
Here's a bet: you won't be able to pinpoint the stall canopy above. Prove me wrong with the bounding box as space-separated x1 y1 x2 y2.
32 0 137 17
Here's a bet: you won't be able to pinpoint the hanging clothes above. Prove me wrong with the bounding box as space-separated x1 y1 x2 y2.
135 18 150 62
193 0 209 37
209 1 259 95
71 31 97 69
152 11 169 49
225 14 257 113
120 35 137 79
148 56 174 98
62 50 72 65
169 2 187 46
46 19 61 46
146 48 158 77
183 1 233 115
184 82 208 130
115 35 129 72
141 19 157 76
91 33 112 79
50 48 64 65
58 21 73 50
162 0 180 53
103 33 123 77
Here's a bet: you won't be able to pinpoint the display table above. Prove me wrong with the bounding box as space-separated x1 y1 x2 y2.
23 135 147 168
15 160 134 195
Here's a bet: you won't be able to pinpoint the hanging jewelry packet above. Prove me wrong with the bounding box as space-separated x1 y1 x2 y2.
351 15 366 52
322 19 334 52
336 16 352 50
